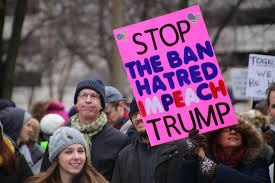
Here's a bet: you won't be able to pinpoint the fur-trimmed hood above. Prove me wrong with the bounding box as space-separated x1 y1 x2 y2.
206 116 263 165
240 109 270 132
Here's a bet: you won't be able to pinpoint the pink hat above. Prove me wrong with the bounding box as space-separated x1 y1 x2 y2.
45 101 69 122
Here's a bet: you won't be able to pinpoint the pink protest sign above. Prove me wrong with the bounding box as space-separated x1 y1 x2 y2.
113 5 238 146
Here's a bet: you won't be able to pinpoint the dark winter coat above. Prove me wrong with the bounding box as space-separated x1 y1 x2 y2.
0 107 35 167
176 117 271 183
111 137 187 183
41 123 129 181
0 150 34 183
177 153 270 183
0 99 16 111
29 142 44 164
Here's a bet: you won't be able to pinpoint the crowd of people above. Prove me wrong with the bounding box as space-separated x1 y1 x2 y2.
1 77 275 183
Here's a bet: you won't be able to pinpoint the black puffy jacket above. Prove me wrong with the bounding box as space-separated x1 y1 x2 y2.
112 137 187 183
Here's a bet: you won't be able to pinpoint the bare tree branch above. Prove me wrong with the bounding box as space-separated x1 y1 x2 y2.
2 0 28 98
212 0 244 47
57 54 74 102
20 15 58 44
0 0 6 64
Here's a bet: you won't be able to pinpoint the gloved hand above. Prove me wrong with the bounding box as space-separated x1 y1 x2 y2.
186 129 217 177
186 129 207 158
263 129 274 145
198 156 217 177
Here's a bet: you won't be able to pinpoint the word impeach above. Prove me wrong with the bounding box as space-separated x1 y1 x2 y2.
137 79 226 112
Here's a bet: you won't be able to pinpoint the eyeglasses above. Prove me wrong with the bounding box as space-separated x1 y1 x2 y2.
221 126 240 133
78 92 100 100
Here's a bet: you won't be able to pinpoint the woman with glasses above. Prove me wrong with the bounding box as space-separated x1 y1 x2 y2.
176 116 271 183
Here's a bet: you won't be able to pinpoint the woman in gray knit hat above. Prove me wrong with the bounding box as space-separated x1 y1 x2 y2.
25 127 108 183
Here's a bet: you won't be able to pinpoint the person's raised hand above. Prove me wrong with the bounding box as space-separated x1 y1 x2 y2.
186 129 207 158
263 129 274 145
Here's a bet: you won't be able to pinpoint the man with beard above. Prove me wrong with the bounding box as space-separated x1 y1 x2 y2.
40 77 129 181
112 98 187 183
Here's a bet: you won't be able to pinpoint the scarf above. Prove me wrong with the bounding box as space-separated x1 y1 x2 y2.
0 137 15 167
19 144 33 167
212 142 247 168
71 112 107 160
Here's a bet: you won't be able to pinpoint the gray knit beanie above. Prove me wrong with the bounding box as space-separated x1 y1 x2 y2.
74 77 106 108
48 127 88 162
23 111 32 123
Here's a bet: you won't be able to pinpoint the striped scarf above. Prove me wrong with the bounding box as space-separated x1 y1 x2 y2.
71 112 107 160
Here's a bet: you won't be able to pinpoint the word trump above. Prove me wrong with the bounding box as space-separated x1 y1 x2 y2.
146 102 230 140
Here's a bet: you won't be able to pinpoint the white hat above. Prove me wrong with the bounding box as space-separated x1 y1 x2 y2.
40 114 64 135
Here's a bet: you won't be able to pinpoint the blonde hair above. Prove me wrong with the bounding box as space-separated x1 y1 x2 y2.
29 118 40 142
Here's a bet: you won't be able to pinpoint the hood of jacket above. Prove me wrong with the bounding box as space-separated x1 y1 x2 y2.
0 99 16 110
206 116 263 165
240 109 270 132
0 107 25 143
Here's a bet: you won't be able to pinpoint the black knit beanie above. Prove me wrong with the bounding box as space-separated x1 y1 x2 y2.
74 77 106 108
129 98 139 118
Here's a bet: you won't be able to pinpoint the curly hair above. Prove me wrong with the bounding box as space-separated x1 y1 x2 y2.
30 99 53 122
